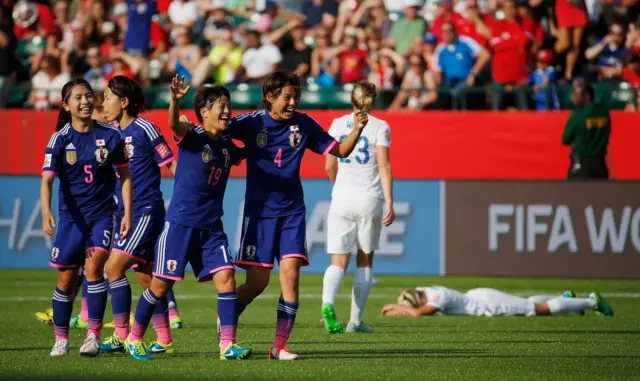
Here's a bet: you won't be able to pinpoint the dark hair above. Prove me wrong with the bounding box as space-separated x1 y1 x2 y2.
107 75 145 116
56 78 94 131
262 71 301 111
247 30 261 39
193 85 231 123
42 55 61 73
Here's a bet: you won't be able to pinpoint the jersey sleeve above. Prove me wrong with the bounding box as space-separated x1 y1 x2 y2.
227 115 248 141
303 114 337 156
140 121 176 167
376 122 390 147
327 118 340 138
42 134 63 176
110 133 130 168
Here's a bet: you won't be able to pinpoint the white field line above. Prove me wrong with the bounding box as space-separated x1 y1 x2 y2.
1 291 640 303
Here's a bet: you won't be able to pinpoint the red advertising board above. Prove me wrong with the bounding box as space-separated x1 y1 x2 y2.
1 110 639 179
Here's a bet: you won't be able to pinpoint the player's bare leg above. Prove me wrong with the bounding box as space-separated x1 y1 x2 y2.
214 269 251 360
80 249 109 356
269 258 301 360
236 267 271 316
347 250 374 333
321 254 350 333
50 268 79 356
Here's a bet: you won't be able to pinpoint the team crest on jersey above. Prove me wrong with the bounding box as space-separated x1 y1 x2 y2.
95 146 109 164
384 129 390 143
51 247 59 260
66 150 77 165
167 259 177 273
202 144 213 163
43 154 52 168
125 143 134 159
125 136 133 143
289 130 301 148
245 245 257 258
256 133 268 148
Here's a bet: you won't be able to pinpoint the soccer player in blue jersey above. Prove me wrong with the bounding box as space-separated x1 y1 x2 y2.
125 76 251 361
97 76 177 354
41 78 133 357
229 71 369 360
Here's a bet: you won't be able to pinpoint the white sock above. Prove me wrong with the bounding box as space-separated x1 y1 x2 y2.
528 295 557 304
350 267 372 325
322 265 345 306
546 297 595 315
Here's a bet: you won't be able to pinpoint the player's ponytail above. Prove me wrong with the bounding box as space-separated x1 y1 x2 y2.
397 288 421 308
56 78 94 131
351 81 377 114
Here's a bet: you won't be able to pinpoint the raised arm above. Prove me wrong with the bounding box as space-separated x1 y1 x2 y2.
168 75 192 139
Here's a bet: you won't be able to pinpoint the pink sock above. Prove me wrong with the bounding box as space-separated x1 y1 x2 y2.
168 307 179 321
152 313 172 345
273 318 294 349
80 297 89 322
55 326 69 342
88 318 101 340
113 313 130 340
129 321 148 342
219 325 237 350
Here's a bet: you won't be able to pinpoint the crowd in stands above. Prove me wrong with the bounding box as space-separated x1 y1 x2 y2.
0 0 639 110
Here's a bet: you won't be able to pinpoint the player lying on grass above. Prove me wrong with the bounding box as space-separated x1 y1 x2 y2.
382 286 613 317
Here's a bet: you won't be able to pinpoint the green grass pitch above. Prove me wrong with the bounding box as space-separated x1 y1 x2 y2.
0 270 639 380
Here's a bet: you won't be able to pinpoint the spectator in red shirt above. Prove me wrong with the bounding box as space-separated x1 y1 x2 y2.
431 0 475 43
332 28 368 84
12 0 55 40
622 53 640 111
489 0 531 110
554 0 588 81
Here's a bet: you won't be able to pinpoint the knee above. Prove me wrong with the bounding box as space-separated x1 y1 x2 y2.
56 270 77 293
331 255 350 270
150 277 172 298
554 39 570 53
214 270 236 291
105 260 124 281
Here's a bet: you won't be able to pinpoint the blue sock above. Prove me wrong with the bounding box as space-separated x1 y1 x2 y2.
274 298 299 348
86 278 108 339
218 292 238 349
52 287 73 341
109 276 132 340
130 288 160 341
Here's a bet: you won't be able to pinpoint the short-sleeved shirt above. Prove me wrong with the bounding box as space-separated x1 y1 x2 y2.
208 45 243 84
124 0 155 52
416 286 470 315
228 111 337 217
433 36 481 83
242 44 282 79
561 102 611 157
167 126 240 230
338 48 368 84
115 117 175 214
279 39 312 74
42 121 129 221
389 17 426 55
328 113 390 200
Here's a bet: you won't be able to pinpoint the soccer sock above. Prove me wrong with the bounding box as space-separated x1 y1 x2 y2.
218 292 238 350
528 295 556 304
547 297 596 315
166 289 180 320
130 288 161 342
322 265 345 306
86 278 108 339
350 267 372 325
80 279 89 322
52 287 73 342
108 275 132 340
273 298 298 349
151 298 172 345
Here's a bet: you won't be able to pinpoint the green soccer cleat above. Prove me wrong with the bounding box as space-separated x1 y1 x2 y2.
170 316 183 329
100 333 125 353
146 341 175 354
321 303 343 334
220 343 252 360
589 292 613 317
562 290 584 316
125 338 152 361
69 314 88 329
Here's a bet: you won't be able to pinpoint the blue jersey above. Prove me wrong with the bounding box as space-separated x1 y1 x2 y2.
228 110 336 217
166 126 240 230
42 121 129 221
115 117 175 215
529 67 560 111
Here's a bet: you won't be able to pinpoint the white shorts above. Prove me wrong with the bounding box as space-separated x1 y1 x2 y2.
326 195 383 254
465 288 537 317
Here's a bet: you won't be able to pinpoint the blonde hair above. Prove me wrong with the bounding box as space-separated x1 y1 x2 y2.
397 288 421 308
351 81 377 113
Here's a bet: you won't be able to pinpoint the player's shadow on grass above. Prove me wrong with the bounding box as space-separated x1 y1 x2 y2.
301 348 487 359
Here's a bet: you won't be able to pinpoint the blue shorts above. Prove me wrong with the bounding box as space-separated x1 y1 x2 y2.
50 213 116 269
112 208 165 264
153 220 234 282
235 212 309 269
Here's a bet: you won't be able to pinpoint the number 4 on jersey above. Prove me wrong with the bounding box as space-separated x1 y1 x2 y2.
274 149 282 168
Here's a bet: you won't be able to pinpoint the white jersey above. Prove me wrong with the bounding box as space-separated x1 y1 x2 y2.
416 286 537 317
328 113 390 200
